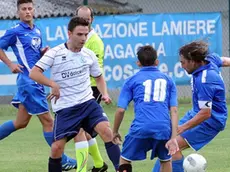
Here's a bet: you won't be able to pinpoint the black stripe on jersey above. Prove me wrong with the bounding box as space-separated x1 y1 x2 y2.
44 55 54 59
60 87 91 98
59 77 88 89
38 60 52 67
53 64 90 74
54 54 66 57
52 60 74 66
55 74 89 83
35 65 44 72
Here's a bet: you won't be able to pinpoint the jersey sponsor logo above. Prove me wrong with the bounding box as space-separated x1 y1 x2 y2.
61 68 86 79
62 56 66 61
31 37 41 50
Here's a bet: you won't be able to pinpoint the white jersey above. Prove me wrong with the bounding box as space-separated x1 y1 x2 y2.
35 43 102 112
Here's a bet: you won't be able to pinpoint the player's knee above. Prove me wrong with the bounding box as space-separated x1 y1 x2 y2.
51 142 64 157
38 113 54 130
99 125 113 142
118 164 132 172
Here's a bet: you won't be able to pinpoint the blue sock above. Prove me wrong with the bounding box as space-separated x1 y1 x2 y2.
43 131 73 164
105 141 120 170
152 157 184 172
0 120 16 140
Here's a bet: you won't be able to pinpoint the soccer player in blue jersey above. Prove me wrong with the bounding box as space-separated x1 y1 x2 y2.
153 40 228 172
0 0 76 170
113 45 179 172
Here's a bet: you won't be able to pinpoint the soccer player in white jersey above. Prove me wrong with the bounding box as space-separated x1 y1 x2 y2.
30 16 120 172
76 6 120 172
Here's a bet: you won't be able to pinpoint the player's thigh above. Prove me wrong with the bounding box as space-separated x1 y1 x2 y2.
94 121 112 142
82 100 109 139
121 135 152 161
14 104 31 128
37 112 54 127
18 84 49 115
180 123 219 151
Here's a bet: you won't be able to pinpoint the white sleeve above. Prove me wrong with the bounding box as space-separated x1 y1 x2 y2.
35 49 55 71
90 51 102 77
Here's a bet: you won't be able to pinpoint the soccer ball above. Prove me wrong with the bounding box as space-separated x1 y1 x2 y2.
183 153 207 172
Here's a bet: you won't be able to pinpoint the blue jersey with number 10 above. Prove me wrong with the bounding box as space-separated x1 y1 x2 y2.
117 66 177 140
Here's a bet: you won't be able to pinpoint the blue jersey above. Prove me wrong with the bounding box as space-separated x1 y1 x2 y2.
191 53 227 131
118 66 177 140
0 21 42 86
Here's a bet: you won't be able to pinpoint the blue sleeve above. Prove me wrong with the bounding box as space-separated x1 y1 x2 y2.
0 28 17 50
169 78 178 107
205 53 222 68
117 81 133 110
197 82 214 101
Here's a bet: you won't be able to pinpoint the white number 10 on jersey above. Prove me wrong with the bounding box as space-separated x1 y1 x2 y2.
143 79 167 102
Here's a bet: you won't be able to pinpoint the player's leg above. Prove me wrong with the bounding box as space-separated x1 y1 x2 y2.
94 120 120 171
49 138 67 172
118 158 132 172
74 128 89 172
0 103 31 140
85 133 108 172
28 83 76 171
83 99 120 171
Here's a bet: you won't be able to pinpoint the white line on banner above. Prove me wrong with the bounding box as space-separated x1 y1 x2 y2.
0 74 17 85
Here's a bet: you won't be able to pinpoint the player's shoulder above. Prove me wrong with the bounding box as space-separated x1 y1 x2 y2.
81 47 96 57
46 43 66 56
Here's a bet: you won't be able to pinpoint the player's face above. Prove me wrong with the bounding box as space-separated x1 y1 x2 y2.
77 8 93 26
69 25 89 49
180 55 196 74
18 3 34 23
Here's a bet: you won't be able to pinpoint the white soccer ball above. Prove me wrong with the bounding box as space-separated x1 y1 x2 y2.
183 153 207 172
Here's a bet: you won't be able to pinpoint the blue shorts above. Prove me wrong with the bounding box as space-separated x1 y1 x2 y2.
53 99 108 141
179 110 219 151
121 135 171 161
11 83 49 115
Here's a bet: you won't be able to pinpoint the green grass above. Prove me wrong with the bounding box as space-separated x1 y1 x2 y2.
0 103 230 172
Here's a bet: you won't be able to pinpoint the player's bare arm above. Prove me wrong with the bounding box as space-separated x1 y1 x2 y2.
30 66 60 103
221 56 230 67
177 108 211 135
94 75 111 104
0 49 23 73
113 107 125 145
165 106 179 155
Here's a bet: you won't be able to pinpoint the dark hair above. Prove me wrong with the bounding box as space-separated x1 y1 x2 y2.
17 0 33 8
137 45 157 66
179 40 209 62
68 16 89 32
75 5 94 18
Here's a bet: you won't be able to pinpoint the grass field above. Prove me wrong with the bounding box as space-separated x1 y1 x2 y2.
0 103 230 172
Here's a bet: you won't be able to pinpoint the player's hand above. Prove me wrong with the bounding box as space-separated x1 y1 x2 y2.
112 132 122 145
165 138 179 155
9 63 23 73
47 82 60 104
177 125 186 135
101 95 112 105
41 46 50 56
